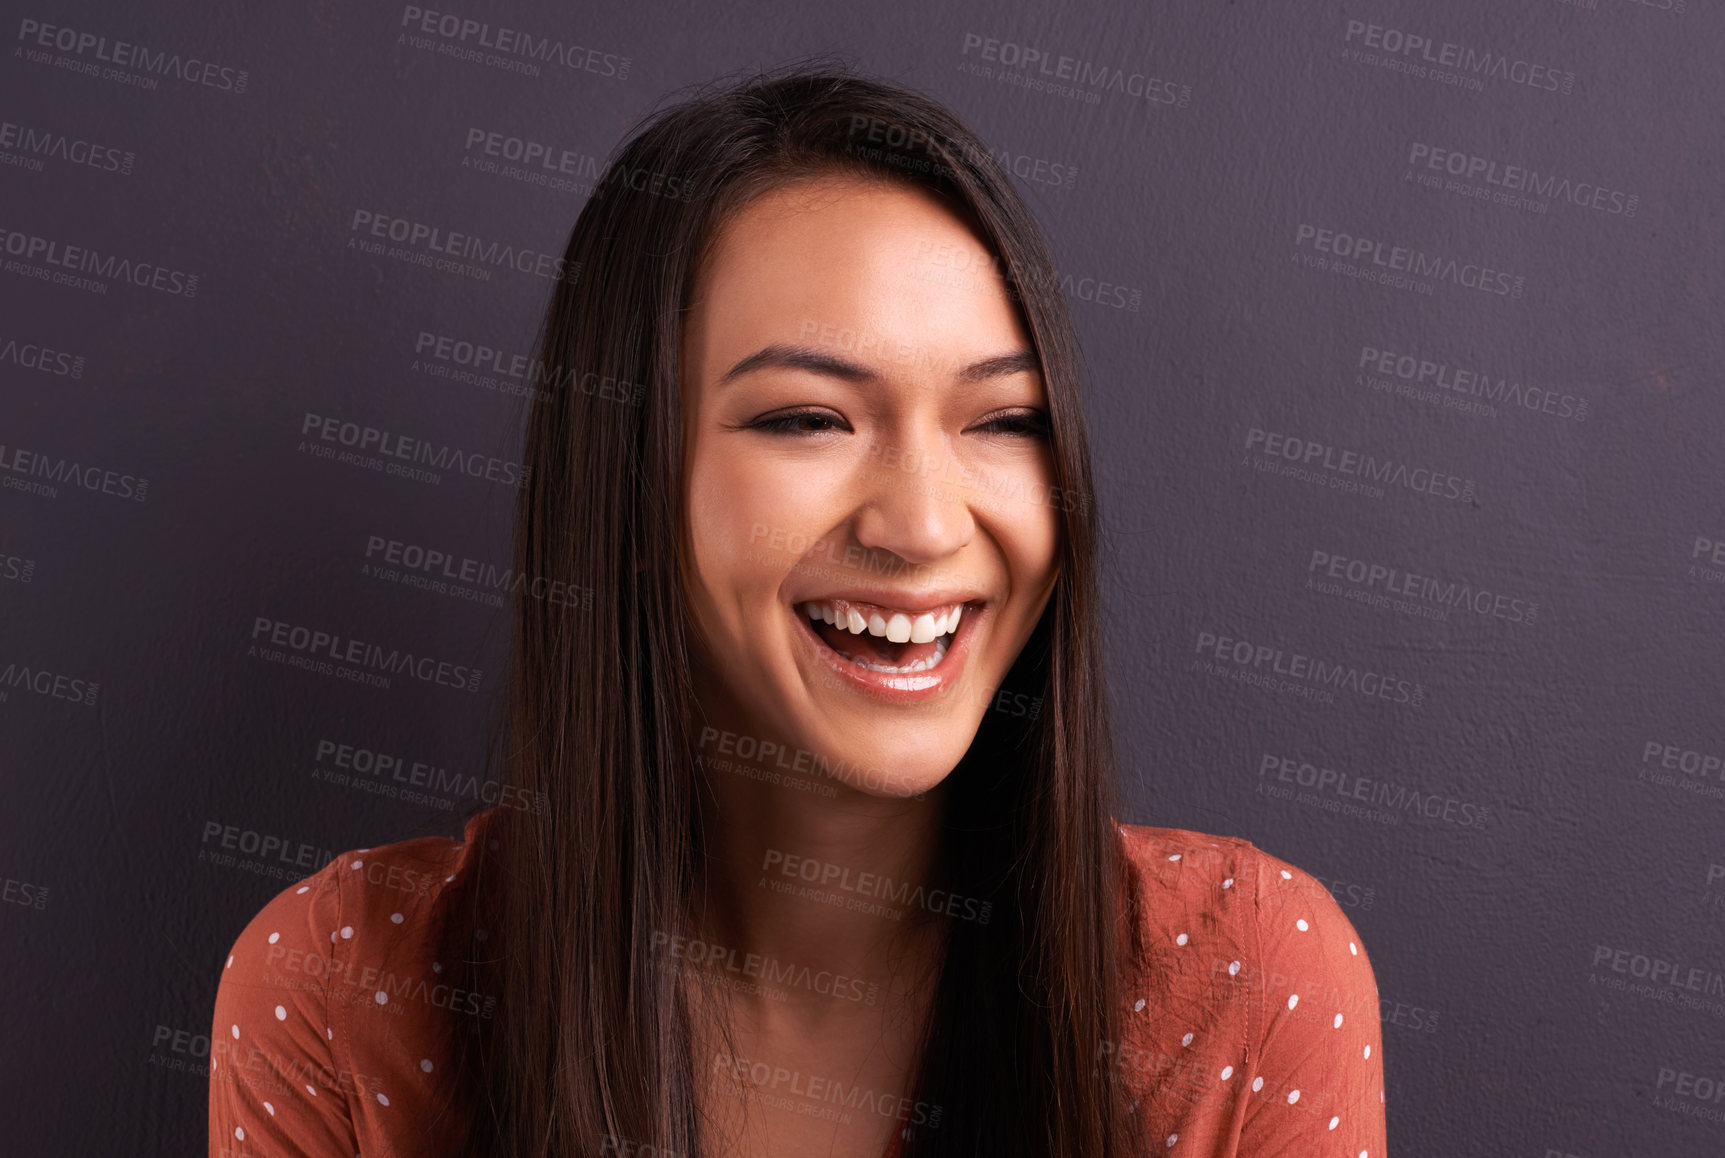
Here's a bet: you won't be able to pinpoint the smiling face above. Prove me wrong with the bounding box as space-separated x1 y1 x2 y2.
679 174 1061 799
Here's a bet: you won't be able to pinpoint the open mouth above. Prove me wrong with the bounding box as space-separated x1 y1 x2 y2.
795 598 971 675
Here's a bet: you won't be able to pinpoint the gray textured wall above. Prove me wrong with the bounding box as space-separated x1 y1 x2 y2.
3 1 1723 1154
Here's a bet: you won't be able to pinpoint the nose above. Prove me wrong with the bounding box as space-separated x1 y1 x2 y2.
849 435 976 568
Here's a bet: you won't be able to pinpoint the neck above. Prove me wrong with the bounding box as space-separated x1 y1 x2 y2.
686 702 953 1023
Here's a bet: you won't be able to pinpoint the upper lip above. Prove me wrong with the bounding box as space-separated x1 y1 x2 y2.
792 590 988 615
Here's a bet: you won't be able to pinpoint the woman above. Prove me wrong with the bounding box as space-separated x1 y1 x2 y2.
209 65 1386 1158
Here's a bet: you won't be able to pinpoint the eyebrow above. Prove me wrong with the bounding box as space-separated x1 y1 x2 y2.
718 343 1040 387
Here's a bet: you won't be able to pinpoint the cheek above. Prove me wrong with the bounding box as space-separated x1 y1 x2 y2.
687 442 835 605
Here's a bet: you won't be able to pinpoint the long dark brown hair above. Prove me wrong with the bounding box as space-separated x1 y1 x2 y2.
440 61 1135 1158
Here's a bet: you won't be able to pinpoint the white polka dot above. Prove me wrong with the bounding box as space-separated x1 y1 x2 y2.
377 1092 390 1106
1181 1032 1193 1047
1228 960 1240 976
329 931 339 943
340 926 354 939
1165 1135 1177 1148
350 859 363 870
274 1005 287 1021
445 874 455 882
326 1027 333 1040
420 1058 434 1073
268 931 281 944
226 954 233 969
1334 1013 1344 1028
390 912 404 924
1168 853 1181 862
234 1127 245 1141
375 990 389 1004
1360 1151 1368 1158
297 885 310 894
1364 1044 1371 1059
1329 1116 1339 1130
230 1024 239 1040
1279 869 1292 880
1134 998 1146 1012
1175 933 1188 946
432 961 443 973
1295 918 1308 932
1220 1065 1233 1080
263 1101 275 1116
1251 1076 1264 1092
306 1083 318 1096
1349 941 1358 956
1287 1089 1300 1105
1288 993 1299 1010
1222 877 1234 889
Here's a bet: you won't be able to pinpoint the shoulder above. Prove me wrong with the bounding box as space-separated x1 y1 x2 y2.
209 808 502 1147
215 808 496 998
1115 821 1377 974
1110 823 1386 1147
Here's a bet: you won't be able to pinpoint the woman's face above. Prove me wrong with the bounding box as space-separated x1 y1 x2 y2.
680 174 1061 799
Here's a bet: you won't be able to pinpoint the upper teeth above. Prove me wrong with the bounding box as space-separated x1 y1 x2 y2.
799 599 964 644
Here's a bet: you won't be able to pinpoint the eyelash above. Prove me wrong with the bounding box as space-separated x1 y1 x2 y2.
748 409 1050 438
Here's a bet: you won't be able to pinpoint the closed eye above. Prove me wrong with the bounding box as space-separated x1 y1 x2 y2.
970 410 1050 439
745 409 850 435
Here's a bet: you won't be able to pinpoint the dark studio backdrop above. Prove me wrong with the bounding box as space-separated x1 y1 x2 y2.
3 1 1723 1154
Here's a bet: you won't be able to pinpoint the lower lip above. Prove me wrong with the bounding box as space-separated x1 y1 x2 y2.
791 602 982 705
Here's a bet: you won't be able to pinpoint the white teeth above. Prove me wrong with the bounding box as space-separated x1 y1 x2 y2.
798 600 967 642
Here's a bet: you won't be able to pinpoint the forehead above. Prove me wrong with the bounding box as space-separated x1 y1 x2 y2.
687 175 1027 366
